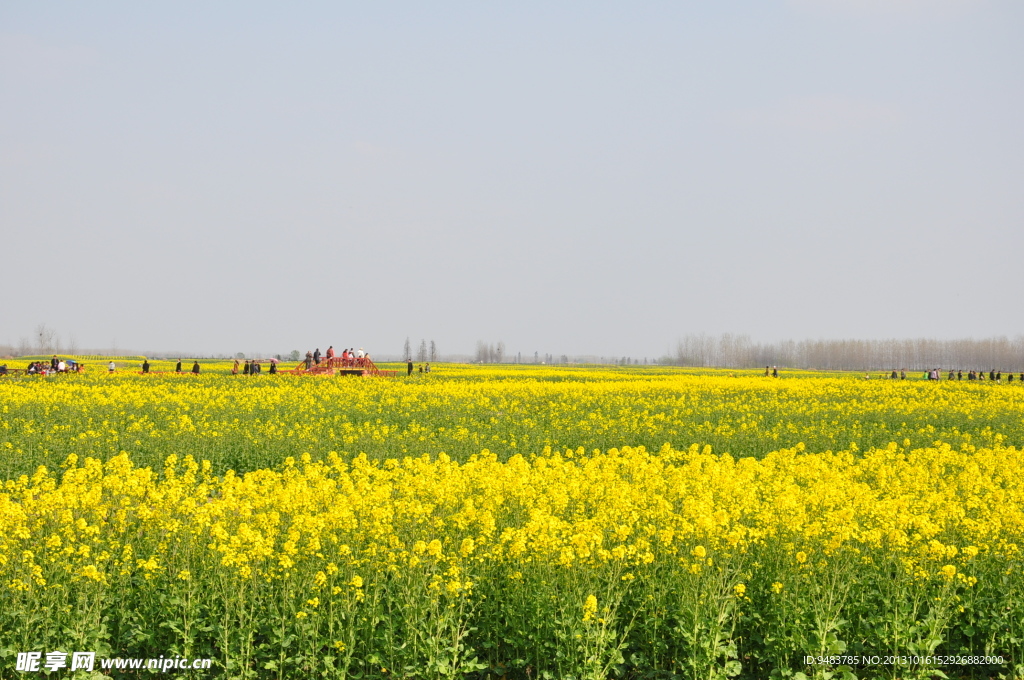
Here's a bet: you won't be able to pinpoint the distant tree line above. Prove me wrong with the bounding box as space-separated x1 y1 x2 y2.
6 325 1022 372
475 341 506 363
404 338 439 363
670 333 1024 371
472 341 651 366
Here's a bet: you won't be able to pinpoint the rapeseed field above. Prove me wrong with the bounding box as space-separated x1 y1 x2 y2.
2 365 1023 679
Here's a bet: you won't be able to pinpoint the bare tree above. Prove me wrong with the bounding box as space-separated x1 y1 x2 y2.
417 339 428 362
429 340 438 362
35 323 58 354
403 337 412 362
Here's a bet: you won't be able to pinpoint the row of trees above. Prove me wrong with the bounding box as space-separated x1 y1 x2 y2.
0 323 78 356
672 333 1024 371
474 341 505 363
472 343 648 366
468 334 1024 371
403 338 439 363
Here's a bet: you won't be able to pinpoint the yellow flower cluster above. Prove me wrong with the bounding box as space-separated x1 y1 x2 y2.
3 441 1022 596
4 364 1024 481
3 365 1024 676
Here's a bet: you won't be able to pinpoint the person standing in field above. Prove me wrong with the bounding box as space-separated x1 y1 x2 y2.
891 369 898 379
176 359 183 373
142 359 150 374
108 361 115 373
305 351 313 370
957 370 962 380
192 360 200 375
765 366 770 377
407 360 413 376
326 346 335 361
772 366 778 378
313 348 321 365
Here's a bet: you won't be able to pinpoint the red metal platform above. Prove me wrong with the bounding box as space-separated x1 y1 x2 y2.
281 356 397 377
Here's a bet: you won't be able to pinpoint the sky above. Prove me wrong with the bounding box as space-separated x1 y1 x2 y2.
2 1 1022 359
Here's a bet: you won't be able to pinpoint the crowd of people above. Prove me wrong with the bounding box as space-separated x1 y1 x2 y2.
223 345 377 375
19 356 83 375
912 368 1024 382
1 349 388 377
303 346 372 370
871 368 1024 382
232 358 277 375
0 356 210 376
5 355 1022 383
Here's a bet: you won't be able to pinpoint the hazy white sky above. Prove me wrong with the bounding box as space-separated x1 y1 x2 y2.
2 1 1022 358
